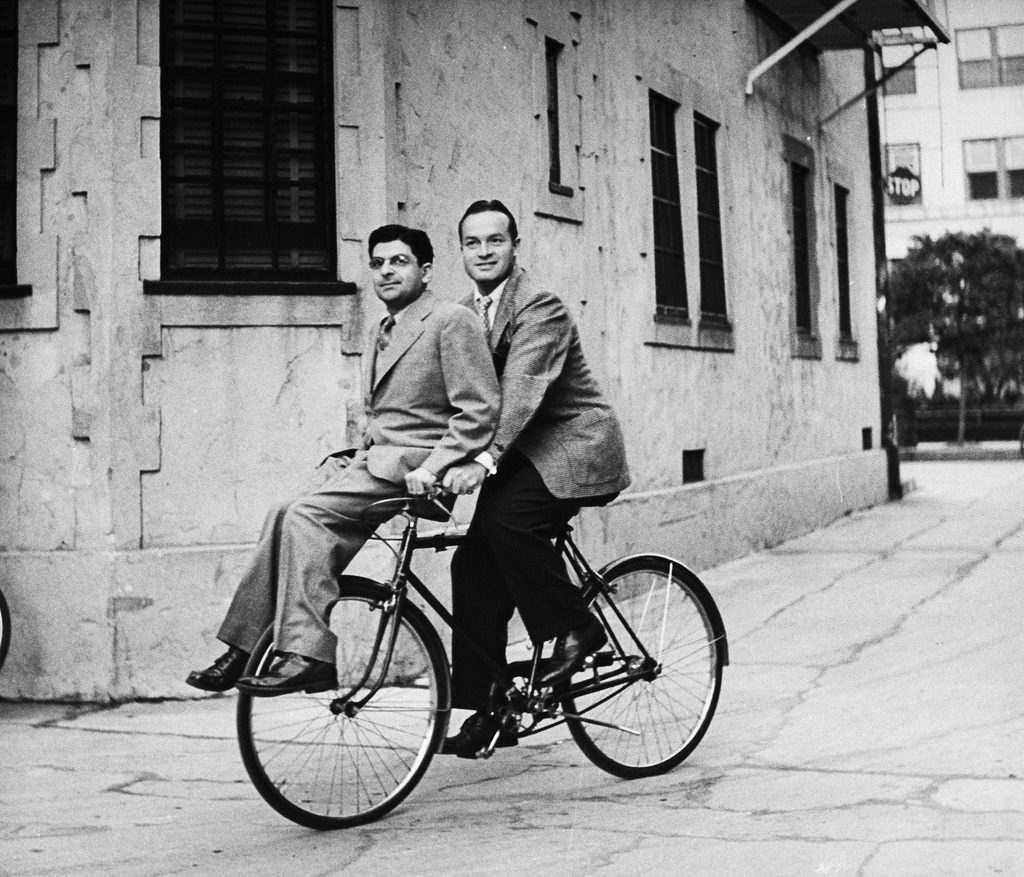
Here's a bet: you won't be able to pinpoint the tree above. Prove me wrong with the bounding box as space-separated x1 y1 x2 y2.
889 230 1024 442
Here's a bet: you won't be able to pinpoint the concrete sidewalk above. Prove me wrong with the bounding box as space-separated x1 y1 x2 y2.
2 459 1022 876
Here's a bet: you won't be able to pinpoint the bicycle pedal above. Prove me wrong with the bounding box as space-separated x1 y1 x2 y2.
585 651 615 668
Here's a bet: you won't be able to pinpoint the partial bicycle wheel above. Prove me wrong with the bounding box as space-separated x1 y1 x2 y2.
237 577 450 829
563 554 727 779
0 587 10 673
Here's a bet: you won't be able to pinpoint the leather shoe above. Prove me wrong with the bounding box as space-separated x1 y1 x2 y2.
538 615 608 687
440 711 518 758
185 646 249 692
235 651 337 697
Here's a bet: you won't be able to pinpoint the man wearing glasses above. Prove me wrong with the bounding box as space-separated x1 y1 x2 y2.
186 224 499 696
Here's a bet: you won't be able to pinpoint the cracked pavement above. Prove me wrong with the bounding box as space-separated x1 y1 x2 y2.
1 460 1022 876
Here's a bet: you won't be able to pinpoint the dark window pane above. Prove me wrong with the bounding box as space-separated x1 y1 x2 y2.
1001 55 1024 86
171 109 213 147
1008 169 1024 198
967 171 998 199
166 183 214 219
959 58 996 89
0 4 16 284
791 162 812 332
223 33 267 71
170 31 215 68
223 0 267 30
545 38 562 186
223 187 266 220
277 0 320 33
165 0 215 27
650 91 687 314
883 64 916 95
275 186 318 222
694 113 725 318
835 185 851 338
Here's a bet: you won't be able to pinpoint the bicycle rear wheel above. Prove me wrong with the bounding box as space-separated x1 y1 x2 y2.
563 554 727 779
237 577 450 829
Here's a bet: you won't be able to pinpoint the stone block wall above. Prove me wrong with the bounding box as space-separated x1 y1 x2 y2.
1 0 891 700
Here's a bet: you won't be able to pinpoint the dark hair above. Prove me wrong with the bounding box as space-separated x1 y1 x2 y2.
367 224 434 265
457 199 519 242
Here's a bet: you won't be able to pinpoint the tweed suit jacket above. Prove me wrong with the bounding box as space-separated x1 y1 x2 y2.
361 290 499 484
464 266 630 500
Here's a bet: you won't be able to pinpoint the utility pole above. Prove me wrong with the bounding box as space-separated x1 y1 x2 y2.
865 45 903 499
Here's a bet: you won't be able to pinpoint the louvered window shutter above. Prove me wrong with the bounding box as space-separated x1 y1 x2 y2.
160 0 335 281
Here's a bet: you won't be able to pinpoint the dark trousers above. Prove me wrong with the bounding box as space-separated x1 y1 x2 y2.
450 450 594 709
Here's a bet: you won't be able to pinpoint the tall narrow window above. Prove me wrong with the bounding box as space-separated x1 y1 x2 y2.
545 38 564 191
0 0 16 286
649 91 686 317
160 0 335 282
834 184 852 339
790 161 812 333
694 113 726 320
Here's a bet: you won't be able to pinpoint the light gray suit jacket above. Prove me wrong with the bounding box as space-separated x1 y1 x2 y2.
362 290 499 484
464 266 630 500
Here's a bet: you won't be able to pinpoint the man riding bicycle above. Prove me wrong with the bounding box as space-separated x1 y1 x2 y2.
185 224 499 697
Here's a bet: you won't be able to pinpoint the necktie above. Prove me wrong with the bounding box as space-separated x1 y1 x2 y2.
377 315 395 352
476 295 493 340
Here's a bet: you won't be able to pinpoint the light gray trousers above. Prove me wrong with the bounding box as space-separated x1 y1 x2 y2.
216 453 402 664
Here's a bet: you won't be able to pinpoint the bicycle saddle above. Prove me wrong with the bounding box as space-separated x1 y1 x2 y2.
362 493 456 523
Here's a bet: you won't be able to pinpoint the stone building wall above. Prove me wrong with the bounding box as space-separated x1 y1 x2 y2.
0 0 888 700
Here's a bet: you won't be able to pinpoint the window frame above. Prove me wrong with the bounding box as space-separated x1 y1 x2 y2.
957 25 1024 89
693 111 727 324
881 44 917 96
833 183 855 344
649 89 688 321
964 136 1024 201
156 0 339 287
526 8 582 225
544 37 571 196
783 136 821 360
0 0 27 298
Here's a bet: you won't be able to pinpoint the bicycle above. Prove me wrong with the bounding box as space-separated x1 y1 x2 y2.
235 494 728 830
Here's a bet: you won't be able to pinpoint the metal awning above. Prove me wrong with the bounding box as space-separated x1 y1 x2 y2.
750 0 949 51
746 0 950 95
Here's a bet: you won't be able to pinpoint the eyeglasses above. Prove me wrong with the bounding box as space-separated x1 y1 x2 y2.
369 254 416 271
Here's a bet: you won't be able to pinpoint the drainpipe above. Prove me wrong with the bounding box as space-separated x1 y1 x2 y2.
864 45 902 500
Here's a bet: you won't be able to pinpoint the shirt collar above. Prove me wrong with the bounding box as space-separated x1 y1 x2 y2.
473 277 510 313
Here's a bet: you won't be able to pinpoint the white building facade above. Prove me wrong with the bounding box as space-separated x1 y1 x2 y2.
881 0 1024 256
0 0 945 700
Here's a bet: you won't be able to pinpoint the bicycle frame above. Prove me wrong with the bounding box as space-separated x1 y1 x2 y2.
328 503 659 735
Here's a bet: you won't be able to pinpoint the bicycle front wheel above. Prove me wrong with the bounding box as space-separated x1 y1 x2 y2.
563 554 727 779
237 578 450 829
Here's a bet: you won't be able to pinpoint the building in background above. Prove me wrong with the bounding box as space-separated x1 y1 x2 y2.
0 0 945 699
881 0 1024 257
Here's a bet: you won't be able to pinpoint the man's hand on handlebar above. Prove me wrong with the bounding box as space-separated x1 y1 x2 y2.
441 461 488 496
405 467 438 496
